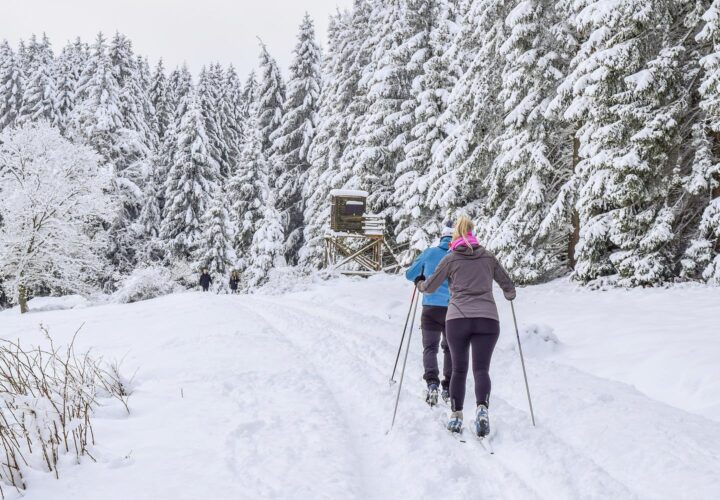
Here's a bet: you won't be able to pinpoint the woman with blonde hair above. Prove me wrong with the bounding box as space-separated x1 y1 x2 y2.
416 215 516 437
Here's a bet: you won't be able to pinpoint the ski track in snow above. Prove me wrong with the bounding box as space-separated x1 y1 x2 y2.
1 277 719 499
247 296 636 500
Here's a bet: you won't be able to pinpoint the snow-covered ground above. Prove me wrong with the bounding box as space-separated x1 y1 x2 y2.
1 275 719 499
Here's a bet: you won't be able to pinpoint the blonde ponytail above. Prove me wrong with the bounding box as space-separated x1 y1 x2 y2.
452 215 474 244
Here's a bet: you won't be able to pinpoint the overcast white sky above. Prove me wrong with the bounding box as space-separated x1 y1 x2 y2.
1 0 353 77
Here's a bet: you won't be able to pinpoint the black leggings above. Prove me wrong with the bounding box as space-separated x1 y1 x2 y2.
446 318 500 412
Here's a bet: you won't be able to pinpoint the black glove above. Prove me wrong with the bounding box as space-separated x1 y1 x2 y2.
414 274 426 285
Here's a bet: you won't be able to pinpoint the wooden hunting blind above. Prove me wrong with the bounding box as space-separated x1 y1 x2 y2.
324 190 402 276
330 191 367 233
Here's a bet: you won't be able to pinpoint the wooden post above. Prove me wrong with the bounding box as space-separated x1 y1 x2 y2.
568 209 580 270
711 132 720 252
378 238 384 271
568 134 581 269
324 238 328 268
18 284 28 314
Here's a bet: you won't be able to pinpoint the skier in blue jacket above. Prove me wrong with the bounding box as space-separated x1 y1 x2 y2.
405 221 453 406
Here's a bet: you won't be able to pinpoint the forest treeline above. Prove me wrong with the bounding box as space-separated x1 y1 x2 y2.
1 1 720 304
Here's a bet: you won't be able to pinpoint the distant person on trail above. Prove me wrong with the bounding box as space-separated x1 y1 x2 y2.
405 220 454 407
416 216 516 438
199 269 212 292
229 270 240 294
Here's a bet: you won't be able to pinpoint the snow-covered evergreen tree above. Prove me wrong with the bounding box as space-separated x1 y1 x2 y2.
270 13 322 264
241 70 258 123
428 0 513 217
393 0 458 260
480 0 575 283
341 0 412 215
553 0 695 285
195 185 237 277
158 64 193 212
150 58 171 143
243 189 286 290
0 40 23 131
161 91 220 259
135 176 164 263
227 113 266 272
53 38 87 132
166 65 194 119
94 33 156 272
222 65 245 174
17 34 56 124
256 41 286 154
683 1 720 283
135 55 158 146
197 65 228 177
69 32 123 165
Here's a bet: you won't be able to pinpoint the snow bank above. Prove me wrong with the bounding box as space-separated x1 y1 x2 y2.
515 278 720 421
513 324 561 356
252 267 358 295
0 274 718 499
25 294 89 312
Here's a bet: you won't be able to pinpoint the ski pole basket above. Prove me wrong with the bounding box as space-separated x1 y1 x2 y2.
324 190 402 276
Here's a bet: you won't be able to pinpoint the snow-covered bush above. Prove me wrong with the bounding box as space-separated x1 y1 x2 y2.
113 266 180 303
166 260 199 290
514 324 561 357
251 267 335 295
0 329 131 494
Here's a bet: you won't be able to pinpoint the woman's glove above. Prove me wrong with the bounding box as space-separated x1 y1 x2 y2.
414 274 426 286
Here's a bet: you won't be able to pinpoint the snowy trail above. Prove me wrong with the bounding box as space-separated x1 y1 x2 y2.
243 297 541 499
1 275 719 499
245 295 636 500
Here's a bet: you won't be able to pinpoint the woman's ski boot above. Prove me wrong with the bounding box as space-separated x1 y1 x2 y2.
447 410 463 433
475 404 490 438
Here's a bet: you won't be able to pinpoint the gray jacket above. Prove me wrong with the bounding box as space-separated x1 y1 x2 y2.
418 244 516 322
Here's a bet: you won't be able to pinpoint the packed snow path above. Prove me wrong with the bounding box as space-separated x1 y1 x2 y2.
1 275 719 499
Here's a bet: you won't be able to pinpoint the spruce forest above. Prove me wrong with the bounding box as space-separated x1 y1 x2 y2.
2 0 720 307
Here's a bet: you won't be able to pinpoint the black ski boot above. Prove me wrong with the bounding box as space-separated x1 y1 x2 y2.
441 387 450 404
425 383 439 407
475 404 490 438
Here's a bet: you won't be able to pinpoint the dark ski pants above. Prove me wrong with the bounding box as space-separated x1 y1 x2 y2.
446 317 500 412
202 286 209 292
421 306 452 389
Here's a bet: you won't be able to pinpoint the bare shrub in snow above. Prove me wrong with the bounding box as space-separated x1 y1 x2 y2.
0 326 131 496
113 266 180 304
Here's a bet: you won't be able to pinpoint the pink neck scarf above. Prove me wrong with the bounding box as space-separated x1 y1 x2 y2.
450 232 479 251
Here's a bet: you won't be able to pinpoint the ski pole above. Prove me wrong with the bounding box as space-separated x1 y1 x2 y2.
511 300 536 427
389 288 421 432
389 285 418 384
